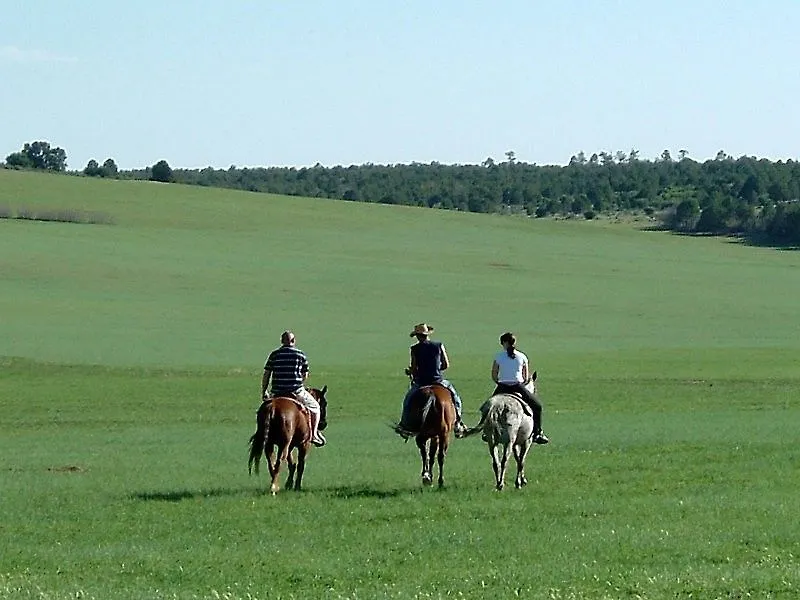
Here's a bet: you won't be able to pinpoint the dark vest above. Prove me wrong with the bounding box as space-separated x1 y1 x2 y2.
412 340 444 385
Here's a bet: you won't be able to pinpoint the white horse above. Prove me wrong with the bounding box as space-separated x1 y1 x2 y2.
464 376 537 491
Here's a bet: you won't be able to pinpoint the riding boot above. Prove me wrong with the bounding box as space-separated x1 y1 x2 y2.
454 412 467 438
532 423 549 444
309 411 326 447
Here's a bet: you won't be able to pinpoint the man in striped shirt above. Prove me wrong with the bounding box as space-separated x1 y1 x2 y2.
261 330 326 447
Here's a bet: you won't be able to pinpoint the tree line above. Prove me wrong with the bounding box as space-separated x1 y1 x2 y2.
4 141 800 245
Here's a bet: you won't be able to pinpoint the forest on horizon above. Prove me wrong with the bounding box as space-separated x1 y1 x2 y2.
5 141 800 246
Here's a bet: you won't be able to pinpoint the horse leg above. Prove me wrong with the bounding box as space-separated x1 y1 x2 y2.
436 435 448 488
516 440 531 488
270 443 289 495
294 444 307 491
265 443 277 490
490 444 502 490
417 437 432 485
285 447 296 490
493 442 511 491
512 442 527 488
428 436 439 487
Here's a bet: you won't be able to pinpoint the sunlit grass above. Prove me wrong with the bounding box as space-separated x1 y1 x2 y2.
1 171 799 598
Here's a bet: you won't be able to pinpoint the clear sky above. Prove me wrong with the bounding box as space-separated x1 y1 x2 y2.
2 1 798 170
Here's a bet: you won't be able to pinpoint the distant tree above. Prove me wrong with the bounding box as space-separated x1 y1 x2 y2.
84 159 102 176
738 174 760 204
5 152 32 169
102 158 118 177
659 149 673 163
672 198 700 230
678 149 689 161
504 150 516 164
767 182 787 203
150 160 173 183
599 151 614 166
628 148 640 163
6 141 67 171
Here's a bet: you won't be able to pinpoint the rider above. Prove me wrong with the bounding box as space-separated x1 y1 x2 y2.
491 331 549 444
261 330 326 447
398 323 466 436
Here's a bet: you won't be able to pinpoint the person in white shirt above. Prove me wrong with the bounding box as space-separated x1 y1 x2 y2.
491 332 549 444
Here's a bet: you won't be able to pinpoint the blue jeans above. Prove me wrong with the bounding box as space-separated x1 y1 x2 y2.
402 379 462 422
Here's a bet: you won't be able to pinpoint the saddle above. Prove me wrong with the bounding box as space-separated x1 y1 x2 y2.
489 391 533 418
493 383 535 418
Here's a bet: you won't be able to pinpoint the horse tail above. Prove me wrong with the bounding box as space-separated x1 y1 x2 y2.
486 402 506 442
421 388 436 424
248 401 271 475
463 398 505 441
462 408 488 438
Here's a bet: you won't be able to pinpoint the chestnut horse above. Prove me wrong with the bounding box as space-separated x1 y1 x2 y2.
248 386 328 494
395 384 457 487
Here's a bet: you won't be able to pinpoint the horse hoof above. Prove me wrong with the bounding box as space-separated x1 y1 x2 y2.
422 475 433 486
495 484 504 491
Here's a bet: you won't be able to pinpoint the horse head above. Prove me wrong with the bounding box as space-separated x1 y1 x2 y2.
310 385 328 431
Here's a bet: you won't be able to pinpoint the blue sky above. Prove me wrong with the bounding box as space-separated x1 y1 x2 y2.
2 1 798 170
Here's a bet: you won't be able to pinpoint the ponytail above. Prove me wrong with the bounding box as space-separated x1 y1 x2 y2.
499 332 516 358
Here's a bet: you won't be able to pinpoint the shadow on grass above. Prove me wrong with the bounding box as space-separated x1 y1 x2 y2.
322 484 460 499
132 483 460 502
641 225 800 251
324 485 405 499
131 487 259 502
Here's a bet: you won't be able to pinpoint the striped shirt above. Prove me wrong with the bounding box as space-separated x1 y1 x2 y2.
264 346 309 394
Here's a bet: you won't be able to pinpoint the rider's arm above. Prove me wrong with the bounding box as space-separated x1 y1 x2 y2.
261 368 271 399
408 349 417 377
440 344 450 371
521 360 530 384
491 360 500 383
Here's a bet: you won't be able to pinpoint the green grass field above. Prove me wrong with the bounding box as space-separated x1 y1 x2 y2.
1 169 799 599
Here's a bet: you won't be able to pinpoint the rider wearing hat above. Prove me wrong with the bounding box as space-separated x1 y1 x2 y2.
398 323 466 436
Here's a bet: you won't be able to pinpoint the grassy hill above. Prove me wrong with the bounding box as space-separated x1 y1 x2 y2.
1 169 799 599
3 169 799 375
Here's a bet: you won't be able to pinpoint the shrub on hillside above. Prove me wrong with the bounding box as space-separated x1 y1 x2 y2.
13 206 114 225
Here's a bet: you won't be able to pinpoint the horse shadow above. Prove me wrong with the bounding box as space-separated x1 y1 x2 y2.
131 486 260 502
131 483 450 502
323 485 405 499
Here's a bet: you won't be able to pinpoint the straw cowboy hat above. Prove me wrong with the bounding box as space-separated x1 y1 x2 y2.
409 323 434 337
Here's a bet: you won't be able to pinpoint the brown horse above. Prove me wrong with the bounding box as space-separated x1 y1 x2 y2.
248 386 328 494
396 384 456 487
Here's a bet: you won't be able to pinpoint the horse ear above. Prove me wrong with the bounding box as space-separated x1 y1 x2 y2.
321 385 328 394
532 371 537 381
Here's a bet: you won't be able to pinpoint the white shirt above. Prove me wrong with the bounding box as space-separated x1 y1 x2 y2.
494 349 529 384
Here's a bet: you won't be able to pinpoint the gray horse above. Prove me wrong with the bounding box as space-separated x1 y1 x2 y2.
463 380 536 490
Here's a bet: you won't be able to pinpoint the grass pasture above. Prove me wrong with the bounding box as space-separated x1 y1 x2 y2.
1 169 799 599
